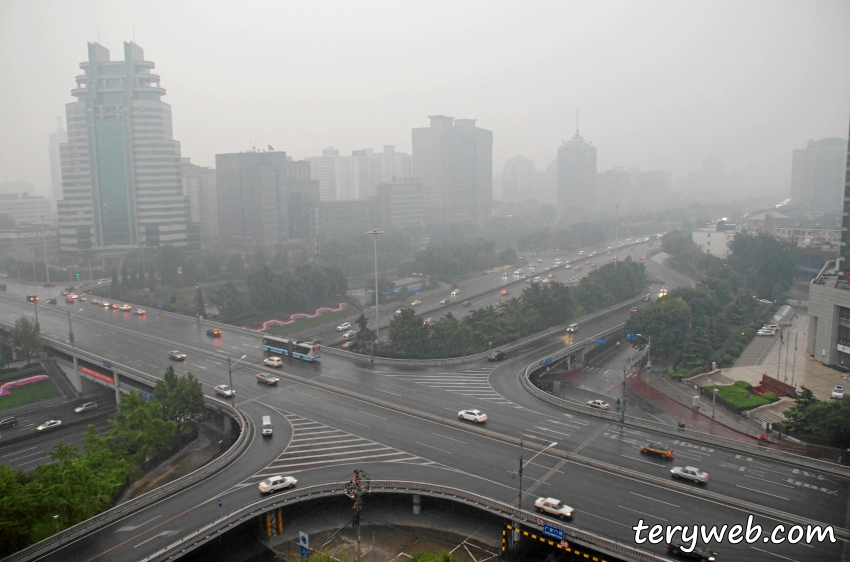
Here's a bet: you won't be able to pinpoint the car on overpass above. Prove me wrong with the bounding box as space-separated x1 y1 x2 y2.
168 350 187 361
214 385 233 398
258 475 297 494
36 420 62 431
488 350 507 361
74 402 98 413
667 541 717 561
640 441 674 459
255 372 280 385
670 465 709 484
458 409 487 423
533 497 574 520
206 328 223 337
565 323 578 333
587 399 610 410
264 357 283 367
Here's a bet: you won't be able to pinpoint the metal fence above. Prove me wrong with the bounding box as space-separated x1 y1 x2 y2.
137 480 672 562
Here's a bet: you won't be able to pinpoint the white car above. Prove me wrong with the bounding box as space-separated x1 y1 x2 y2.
214 384 234 398
501 272 508 277
342 330 357 340
258 475 297 494
565 323 579 333
120 304 132 311
74 402 98 413
451 290 460 297
410 300 422 306
832 385 845 400
336 322 351 331
458 409 487 423
534 497 574 519
36 420 62 431
264 357 282 367
763 324 780 330
670 466 709 484
533 276 542 282
757 329 776 336
587 399 610 410
514 269 523 275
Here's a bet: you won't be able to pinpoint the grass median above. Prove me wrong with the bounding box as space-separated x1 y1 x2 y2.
0 379 60 411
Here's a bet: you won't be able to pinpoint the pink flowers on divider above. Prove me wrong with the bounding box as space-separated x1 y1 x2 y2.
259 303 348 331
0 375 49 397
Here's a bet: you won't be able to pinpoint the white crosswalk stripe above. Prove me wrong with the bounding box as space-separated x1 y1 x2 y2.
253 413 434 480
384 368 519 407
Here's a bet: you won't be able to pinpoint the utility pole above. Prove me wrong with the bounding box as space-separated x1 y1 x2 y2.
517 438 524 508
68 310 74 347
345 469 369 558
41 216 50 284
614 204 619 268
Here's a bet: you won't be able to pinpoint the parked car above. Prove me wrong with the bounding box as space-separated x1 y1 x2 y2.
458 409 487 423
336 322 351 331
488 350 507 361
74 402 99 413
264 357 283 367
670 466 709 484
214 384 233 398
168 350 187 361
36 420 62 431
756 329 776 336
256 372 280 385
258 475 297 494
832 385 845 399
533 497 574 520
587 399 610 410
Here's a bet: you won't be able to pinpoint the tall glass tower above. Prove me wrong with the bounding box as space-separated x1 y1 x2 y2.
57 42 189 261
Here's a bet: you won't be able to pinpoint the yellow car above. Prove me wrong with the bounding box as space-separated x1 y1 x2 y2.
640 441 674 459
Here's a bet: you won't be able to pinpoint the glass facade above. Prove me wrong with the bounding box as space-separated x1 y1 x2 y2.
95 119 131 245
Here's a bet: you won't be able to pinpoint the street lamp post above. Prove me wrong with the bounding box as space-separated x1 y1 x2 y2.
67 307 84 347
41 216 50 284
516 439 558 509
366 229 383 355
712 387 719 419
227 354 247 407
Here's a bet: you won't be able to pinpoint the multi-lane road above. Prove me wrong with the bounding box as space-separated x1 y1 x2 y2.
0 253 847 561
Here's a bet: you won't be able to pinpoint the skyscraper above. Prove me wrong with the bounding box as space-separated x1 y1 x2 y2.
791 138 847 211
57 42 190 260
48 116 67 203
411 115 492 223
556 129 597 213
181 158 217 246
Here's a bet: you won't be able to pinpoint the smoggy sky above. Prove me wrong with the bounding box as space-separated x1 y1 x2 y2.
1 0 849 197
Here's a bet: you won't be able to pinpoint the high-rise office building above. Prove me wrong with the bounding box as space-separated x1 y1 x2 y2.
181 158 217 246
411 115 492 223
556 130 597 213
376 179 423 228
791 138 847 211
56 42 190 261
48 116 67 203
215 151 318 245
306 145 409 202
808 118 850 370
501 155 549 203
377 145 412 184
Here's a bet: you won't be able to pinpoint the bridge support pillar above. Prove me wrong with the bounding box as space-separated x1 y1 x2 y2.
69 356 82 393
552 380 561 397
412 494 421 514
512 522 521 544
113 372 122 404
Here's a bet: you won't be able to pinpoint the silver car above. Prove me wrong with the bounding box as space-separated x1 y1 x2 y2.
670 466 708 484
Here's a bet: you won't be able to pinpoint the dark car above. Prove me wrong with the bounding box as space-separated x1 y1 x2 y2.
42 282 55 287
629 307 639 313
0 416 17 429
308 337 324 345
488 350 507 362
0 284 5 291
26 295 38 302
46 298 57 304
206 328 223 337
667 542 717 561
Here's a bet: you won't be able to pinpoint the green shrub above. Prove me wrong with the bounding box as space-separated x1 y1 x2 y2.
728 347 742 358
734 380 752 390
731 342 743 352
761 391 779 403
688 366 705 377
721 354 733 366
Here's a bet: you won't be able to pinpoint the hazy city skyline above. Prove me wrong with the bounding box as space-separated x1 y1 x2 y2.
1 0 849 199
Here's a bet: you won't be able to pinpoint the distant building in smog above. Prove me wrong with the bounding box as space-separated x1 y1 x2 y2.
376 179 423 228
48 116 67 204
691 223 735 259
306 145 411 202
0 194 54 226
791 138 847 211
501 155 548 203
181 158 217 246
56 42 193 261
597 167 671 209
556 129 596 213
412 115 492 223
215 151 318 246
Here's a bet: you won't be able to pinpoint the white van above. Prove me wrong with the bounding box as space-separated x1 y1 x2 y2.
566 323 579 333
261 415 273 437
451 289 460 297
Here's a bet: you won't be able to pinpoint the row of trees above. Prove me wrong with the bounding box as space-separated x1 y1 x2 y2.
0 367 205 556
784 388 850 448
369 260 647 359
405 239 518 280
625 230 790 372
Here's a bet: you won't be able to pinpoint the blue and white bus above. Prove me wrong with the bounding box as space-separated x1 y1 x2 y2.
261 336 321 361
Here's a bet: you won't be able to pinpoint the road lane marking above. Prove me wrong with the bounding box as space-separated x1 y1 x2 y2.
432 433 467 444
373 388 401 397
617 505 667 522
357 410 388 421
134 529 181 548
415 441 453 454
579 510 631 528
750 546 801 560
116 515 162 533
340 417 371 428
742 474 795 488
1 446 38 458
620 454 668 467
735 485 789 500
629 492 679 507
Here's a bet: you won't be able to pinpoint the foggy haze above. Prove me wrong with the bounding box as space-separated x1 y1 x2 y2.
1 0 849 199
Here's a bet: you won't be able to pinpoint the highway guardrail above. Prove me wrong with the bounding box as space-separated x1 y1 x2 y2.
138 480 671 562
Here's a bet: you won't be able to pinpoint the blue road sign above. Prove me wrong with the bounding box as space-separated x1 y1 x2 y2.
299 532 309 557
543 525 564 540
158 300 164 309
102 361 111 369
627 333 636 341
545 358 553 366
597 338 606 345
217 499 222 508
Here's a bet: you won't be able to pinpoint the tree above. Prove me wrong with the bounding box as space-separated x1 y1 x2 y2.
9 316 41 364
354 312 375 351
154 366 205 437
109 392 177 462
0 464 38 556
211 281 251 319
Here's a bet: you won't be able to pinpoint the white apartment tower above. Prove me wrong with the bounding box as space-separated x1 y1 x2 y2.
57 42 190 260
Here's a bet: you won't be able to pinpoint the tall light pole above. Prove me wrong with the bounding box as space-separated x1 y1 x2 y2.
41 215 50 284
516 439 558 509
366 229 383 353
227 354 247 407
67 307 84 347
711 387 719 419
614 204 619 268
